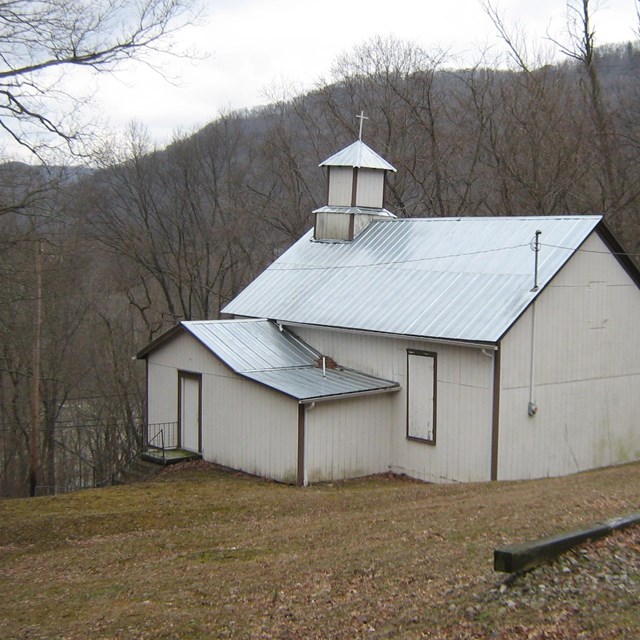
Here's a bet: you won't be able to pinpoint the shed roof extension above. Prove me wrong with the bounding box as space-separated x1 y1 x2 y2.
223 215 605 344
138 318 399 403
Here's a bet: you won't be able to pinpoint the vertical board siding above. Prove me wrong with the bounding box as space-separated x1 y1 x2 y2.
305 394 391 483
498 232 640 480
353 214 375 238
355 169 384 208
147 332 298 483
315 212 351 241
147 366 179 428
293 326 494 483
204 372 298 483
327 167 353 206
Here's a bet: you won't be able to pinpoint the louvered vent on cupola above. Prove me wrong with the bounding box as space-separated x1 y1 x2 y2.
313 139 397 242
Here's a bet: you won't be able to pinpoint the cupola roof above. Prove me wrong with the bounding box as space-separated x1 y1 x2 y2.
320 140 396 172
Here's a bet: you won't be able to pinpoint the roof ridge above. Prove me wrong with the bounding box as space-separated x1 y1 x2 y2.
386 214 604 222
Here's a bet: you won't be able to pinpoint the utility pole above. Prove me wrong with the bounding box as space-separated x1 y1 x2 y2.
29 238 43 497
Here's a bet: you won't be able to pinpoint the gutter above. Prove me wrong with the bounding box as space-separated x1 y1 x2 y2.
279 320 499 351
298 383 401 405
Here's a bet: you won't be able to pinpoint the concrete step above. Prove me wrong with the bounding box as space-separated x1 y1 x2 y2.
141 448 202 465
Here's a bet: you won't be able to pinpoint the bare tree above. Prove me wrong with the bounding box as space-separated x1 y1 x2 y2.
0 0 201 158
554 0 620 214
483 0 625 216
0 0 201 497
86 120 259 334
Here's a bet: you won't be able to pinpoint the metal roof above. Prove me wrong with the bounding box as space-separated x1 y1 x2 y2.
223 216 603 344
313 205 396 218
242 367 399 403
183 319 316 372
319 140 397 172
181 319 399 402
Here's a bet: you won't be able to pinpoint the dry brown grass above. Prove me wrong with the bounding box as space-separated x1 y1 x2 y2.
0 461 639 639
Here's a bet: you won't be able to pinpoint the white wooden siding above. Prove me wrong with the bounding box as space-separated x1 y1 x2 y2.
292 326 494 483
203 365 298 482
315 212 351 241
147 332 299 483
498 232 640 480
304 394 391 483
327 167 353 206
355 169 384 208
353 214 375 238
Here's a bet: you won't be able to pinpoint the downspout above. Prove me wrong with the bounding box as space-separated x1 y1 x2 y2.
528 302 538 417
297 404 306 486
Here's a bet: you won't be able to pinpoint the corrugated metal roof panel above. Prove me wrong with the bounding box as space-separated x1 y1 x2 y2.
320 140 397 171
181 318 399 401
243 367 399 402
223 216 603 343
182 319 317 372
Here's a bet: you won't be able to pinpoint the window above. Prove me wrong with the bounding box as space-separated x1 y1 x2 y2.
407 350 437 444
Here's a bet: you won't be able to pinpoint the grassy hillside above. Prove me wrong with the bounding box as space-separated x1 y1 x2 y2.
1 462 639 639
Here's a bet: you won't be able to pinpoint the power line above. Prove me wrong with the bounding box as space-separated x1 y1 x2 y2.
542 243 640 257
0 422 140 433
269 243 531 272
266 240 640 274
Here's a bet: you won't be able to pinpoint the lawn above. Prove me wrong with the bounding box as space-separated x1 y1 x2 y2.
0 461 638 639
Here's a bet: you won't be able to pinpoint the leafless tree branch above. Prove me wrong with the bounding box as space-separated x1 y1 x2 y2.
0 0 201 158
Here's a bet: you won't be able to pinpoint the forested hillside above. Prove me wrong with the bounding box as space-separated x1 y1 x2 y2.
2 37 640 496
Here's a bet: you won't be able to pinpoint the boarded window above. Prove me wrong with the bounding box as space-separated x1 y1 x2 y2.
407 350 437 444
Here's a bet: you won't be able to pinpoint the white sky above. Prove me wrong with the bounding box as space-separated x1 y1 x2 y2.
10 0 640 158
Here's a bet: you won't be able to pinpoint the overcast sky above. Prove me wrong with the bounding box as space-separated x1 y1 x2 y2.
12 0 640 159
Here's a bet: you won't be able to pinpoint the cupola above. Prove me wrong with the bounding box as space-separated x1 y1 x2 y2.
313 120 396 242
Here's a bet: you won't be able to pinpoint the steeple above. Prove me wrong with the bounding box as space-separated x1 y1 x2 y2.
313 132 396 242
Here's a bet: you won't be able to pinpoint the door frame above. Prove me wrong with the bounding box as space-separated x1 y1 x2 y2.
177 370 202 453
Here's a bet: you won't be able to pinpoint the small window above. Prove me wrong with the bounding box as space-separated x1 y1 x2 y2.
407 350 437 444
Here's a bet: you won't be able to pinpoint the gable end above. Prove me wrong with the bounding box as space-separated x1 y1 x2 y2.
596 222 640 290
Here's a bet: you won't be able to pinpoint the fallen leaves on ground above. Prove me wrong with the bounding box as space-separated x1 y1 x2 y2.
0 462 638 639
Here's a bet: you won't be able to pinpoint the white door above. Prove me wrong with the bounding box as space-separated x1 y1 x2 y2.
179 373 201 452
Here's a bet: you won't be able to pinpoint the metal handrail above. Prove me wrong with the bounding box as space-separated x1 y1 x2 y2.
147 429 166 464
146 422 179 464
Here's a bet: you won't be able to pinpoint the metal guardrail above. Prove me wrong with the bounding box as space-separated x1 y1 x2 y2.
146 422 179 464
147 429 166 464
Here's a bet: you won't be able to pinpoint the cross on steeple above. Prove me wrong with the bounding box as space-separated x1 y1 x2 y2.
356 110 369 141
